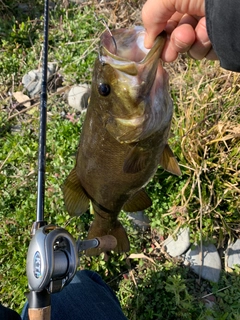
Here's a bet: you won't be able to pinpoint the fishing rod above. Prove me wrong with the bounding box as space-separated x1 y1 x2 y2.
26 1 117 319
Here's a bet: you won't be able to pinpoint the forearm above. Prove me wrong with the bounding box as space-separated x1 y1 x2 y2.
206 0 240 71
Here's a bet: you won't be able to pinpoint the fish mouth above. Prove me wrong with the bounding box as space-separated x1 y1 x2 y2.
100 26 166 75
99 26 171 144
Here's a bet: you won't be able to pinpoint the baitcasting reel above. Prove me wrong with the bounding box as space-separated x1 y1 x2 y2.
27 224 117 294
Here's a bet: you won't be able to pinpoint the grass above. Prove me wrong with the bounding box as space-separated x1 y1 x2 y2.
0 0 240 319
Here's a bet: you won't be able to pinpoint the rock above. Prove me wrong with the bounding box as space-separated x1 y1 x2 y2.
67 84 90 112
184 243 221 283
127 211 150 231
22 63 57 97
162 228 190 257
22 70 41 97
11 125 22 134
226 239 240 269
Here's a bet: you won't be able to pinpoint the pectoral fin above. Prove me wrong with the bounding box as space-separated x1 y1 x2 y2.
123 188 152 212
123 146 149 174
159 144 182 176
63 168 89 216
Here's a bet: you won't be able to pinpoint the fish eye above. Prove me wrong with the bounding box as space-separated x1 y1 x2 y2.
98 83 111 96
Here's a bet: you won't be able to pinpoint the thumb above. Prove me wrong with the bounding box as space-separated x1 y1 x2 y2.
144 31 161 49
142 0 175 48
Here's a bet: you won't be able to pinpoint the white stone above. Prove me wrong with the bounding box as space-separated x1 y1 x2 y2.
127 211 150 231
226 239 240 269
184 243 221 283
162 228 190 257
67 85 90 112
22 63 57 97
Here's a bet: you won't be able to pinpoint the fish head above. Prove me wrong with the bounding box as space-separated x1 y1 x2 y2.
90 26 173 143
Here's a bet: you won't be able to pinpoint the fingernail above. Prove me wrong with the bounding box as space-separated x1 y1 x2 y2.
144 35 150 48
144 34 153 49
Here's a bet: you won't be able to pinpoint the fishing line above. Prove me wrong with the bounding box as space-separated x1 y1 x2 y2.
36 0 49 224
94 13 117 53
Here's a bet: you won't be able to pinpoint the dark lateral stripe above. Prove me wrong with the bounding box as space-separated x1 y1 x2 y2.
82 186 114 215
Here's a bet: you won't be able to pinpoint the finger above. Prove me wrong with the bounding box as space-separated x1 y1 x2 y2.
142 0 205 48
164 12 184 34
160 38 178 62
188 17 213 59
161 23 196 62
205 48 218 60
167 24 196 61
161 14 198 61
177 13 198 29
142 0 176 48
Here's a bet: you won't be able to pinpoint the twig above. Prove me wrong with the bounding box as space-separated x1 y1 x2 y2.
201 285 231 299
64 39 98 45
75 37 99 62
197 169 203 284
8 100 40 120
7 86 70 120
0 149 14 172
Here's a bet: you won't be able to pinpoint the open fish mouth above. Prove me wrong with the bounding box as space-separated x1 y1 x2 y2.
100 26 166 75
97 26 171 144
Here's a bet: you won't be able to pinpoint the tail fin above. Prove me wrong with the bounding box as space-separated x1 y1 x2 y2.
86 219 130 256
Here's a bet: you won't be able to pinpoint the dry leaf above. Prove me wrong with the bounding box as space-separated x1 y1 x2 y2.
13 91 31 107
127 253 156 265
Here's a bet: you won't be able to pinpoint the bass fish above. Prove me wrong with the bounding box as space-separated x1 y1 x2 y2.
63 26 181 255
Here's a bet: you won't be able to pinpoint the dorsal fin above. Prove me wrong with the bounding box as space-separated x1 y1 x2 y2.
123 188 152 212
123 146 150 174
159 144 181 176
63 168 89 216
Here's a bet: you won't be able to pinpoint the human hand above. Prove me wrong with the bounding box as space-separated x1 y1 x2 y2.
142 0 217 62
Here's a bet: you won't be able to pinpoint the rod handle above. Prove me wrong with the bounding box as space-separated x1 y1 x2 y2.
96 235 117 251
28 306 51 320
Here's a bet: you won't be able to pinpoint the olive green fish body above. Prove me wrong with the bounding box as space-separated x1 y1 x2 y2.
78 97 170 211
63 26 181 255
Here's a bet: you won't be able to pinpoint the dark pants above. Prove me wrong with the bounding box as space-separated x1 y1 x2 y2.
1 270 127 320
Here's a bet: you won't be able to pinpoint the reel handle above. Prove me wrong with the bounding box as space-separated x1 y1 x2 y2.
77 235 117 252
96 235 117 251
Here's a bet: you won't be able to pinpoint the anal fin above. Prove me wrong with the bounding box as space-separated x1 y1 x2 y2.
159 144 182 176
123 188 152 212
63 168 89 216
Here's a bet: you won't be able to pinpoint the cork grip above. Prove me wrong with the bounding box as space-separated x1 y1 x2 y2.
28 306 51 320
96 235 117 251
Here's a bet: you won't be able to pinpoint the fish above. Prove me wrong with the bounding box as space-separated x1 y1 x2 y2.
63 26 181 256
